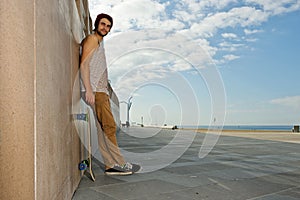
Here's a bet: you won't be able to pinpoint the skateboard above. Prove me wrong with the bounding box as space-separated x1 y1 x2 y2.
76 109 95 181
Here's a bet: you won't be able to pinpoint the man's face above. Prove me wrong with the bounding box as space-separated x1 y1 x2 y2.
97 18 111 37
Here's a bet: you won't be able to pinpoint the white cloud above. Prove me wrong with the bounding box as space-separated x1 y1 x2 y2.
219 42 244 52
88 0 299 89
90 0 166 31
173 10 196 23
244 29 263 35
184 0 238 13
190 6 269 38
245 38 258 42
270 96 300 110
89 1 120 20
112 0 165 31
106 29 214 75
245 0 300 15
222 33 238 39
223 54 240 61
90 0 300 68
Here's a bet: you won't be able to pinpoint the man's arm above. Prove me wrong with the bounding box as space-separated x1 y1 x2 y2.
80 35 98 105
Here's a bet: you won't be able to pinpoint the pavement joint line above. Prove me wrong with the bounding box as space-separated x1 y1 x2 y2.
208 178 232 191
245 185 300 200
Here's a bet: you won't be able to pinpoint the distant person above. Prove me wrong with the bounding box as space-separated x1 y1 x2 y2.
80 13 140 175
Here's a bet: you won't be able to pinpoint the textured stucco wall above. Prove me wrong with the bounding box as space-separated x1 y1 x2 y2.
0 0 35 199
0 0 91 199
35 0 81 199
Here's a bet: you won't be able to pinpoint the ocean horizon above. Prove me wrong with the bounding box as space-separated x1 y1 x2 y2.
178 125 296 131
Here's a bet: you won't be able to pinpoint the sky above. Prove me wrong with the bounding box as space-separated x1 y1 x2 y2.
88 0 300 126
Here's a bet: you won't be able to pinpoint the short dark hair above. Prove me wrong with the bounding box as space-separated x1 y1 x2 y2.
94 13 113 31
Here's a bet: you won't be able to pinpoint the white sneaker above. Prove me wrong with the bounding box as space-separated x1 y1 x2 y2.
105 164 133 175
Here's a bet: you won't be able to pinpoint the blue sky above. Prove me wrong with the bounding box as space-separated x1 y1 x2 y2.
89 0 300 126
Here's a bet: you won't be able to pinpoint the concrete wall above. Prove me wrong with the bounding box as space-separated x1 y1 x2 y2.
0 0 93 199
0 1 35 199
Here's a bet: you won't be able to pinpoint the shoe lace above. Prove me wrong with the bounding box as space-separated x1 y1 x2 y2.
123 162 133 170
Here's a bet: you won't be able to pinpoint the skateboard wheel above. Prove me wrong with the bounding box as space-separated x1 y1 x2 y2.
79 162 87 170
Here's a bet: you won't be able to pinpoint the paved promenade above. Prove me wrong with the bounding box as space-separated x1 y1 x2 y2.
72 127 300 200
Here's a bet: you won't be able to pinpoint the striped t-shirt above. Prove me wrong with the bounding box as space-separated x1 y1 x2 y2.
80 41 109 95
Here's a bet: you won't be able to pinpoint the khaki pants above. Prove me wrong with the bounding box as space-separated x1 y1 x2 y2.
89 92 125 168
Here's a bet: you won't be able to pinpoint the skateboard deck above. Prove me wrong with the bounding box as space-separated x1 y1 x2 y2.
76 109 95 181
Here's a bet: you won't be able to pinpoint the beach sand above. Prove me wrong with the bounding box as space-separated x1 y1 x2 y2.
194 128 300 144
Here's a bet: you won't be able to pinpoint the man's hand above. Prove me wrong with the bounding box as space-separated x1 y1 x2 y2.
85 90 95 105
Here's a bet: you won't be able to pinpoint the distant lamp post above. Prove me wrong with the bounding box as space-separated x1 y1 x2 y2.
120 96 133 127
141 116 144 127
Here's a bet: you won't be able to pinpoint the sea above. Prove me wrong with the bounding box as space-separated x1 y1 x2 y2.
178 125 295 132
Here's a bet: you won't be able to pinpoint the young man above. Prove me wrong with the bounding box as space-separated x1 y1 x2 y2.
80 13 139 175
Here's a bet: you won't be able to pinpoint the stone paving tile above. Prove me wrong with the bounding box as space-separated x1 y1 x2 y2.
72 188 118 200
76 172 126 189
200 167 264 180
258 171 300 187
162 161 233 175
253 194 300 200
92 179 187 200
173 176 296 200
72 128 300 200
278 186 300 199
128 189 201 200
